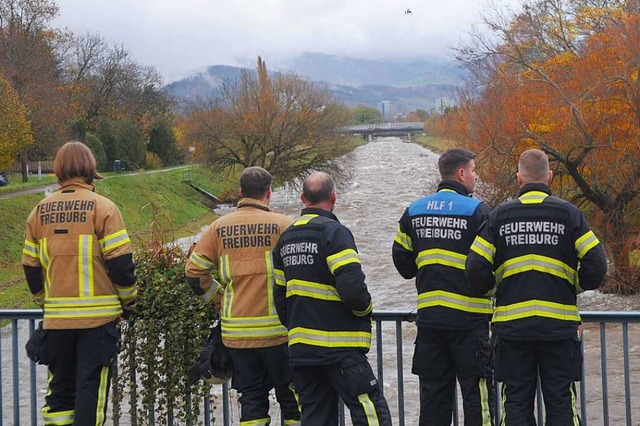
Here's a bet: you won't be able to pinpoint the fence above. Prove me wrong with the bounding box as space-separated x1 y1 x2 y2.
1 310 638 425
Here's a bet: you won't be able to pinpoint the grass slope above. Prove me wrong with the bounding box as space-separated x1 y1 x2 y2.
0 166 235 309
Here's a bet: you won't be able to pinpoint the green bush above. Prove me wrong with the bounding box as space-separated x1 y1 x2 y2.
112 207 217 425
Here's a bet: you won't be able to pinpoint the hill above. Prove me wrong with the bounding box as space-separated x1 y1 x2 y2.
163 53 465 113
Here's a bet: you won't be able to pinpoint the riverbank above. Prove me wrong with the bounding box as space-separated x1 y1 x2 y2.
0 165 236 308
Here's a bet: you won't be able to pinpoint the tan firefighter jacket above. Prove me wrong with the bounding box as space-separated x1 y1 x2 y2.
185 198 293 349
22 178 136 329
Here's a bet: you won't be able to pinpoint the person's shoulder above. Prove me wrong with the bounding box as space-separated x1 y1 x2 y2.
267 211 294 225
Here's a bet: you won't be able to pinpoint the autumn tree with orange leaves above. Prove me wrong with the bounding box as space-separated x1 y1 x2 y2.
440 0 640 293
180 57 353 185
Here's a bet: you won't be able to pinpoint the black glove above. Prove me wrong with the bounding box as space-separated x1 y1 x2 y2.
25 322 49 365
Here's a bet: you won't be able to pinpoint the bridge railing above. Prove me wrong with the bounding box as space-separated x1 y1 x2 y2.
1 310 638 425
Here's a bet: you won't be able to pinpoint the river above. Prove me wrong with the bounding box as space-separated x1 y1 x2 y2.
3 137 639 424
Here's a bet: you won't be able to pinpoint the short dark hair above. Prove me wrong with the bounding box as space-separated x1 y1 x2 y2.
302 172 335 204
239 167 272 199
438 148 476 180
53 141 100 184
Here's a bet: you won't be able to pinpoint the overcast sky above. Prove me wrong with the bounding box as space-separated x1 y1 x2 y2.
53 0 520 83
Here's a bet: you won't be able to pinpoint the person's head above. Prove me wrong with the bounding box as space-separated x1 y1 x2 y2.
438 148 478 193
301 172 336 211
239 166 272 201
517 149 553 186
53 141 102 184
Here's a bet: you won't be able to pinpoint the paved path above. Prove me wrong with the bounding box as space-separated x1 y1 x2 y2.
0 165 192 200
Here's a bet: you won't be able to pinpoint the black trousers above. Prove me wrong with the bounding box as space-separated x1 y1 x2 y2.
413 325 494 426
229 344 301 425
42 321 120 426
292 353 392 426
494 337 583 426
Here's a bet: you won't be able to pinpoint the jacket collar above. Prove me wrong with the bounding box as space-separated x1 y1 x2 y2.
301 207 339 222
437 180 470 196
59 177 95 192
237 198 271 212
518 183 552 197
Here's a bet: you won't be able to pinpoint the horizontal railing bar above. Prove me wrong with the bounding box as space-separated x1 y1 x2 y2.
3 309 640 321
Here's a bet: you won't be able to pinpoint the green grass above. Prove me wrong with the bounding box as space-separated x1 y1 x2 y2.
0 165 237 309
411 135 457 154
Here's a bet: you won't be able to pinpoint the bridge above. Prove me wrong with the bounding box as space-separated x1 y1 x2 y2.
340 122 425 141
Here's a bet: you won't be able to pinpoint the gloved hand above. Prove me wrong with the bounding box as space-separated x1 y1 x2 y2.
25 322 48 365
121 308 133 321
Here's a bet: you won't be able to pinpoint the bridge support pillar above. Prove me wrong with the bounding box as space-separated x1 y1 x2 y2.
368 134 373 142
407 133 411 141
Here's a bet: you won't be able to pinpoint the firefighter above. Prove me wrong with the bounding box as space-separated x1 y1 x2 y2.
22 141 136 425
465 149 607 425
185 167 300 426
392 148 494 425
272 172 392 426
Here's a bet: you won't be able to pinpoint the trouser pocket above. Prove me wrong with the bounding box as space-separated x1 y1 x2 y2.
340 357 378 397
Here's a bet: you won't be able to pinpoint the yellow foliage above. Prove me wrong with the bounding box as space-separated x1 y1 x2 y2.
0 76 33 170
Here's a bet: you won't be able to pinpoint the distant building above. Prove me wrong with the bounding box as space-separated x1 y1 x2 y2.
377 100 396 121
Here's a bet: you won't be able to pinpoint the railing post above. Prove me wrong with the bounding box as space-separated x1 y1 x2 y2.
600 323 609 426
395 321 405 426
12 319 20 426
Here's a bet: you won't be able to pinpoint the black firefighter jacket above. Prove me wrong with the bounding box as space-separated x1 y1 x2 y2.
393 180 492 330
272 208 373 367
465 183 607 341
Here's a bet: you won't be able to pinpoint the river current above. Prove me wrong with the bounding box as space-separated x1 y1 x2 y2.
3 137 639 424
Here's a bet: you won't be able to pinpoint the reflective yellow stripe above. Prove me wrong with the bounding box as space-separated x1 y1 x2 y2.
78 234 94 297
519 191 548 204
115 284 137 302
470 236 495 264
240 418 271 426
288 327 371 349
492 299 580 322
274 268 286 287
394 226 412 251
44 296 123 319
99 229 130 252
221 315 288 339
39 238 52 295
200 279 221 303
327 248 360 274
44 305 123 319
294 214 318 226
95 365 109 425
575 230 599 259
353 301 373 317
284 420 301 425
45 295 121 304
42 409 74 425
189 251 214 270
266 251 275 316
496 254 576 285
479 377 492 426
358 392 380 425
417 290 493 314
221 255 233 318
23 239 39 258
220 254 231 283
571 383 580 426
286 279 341 302
416 248 466 270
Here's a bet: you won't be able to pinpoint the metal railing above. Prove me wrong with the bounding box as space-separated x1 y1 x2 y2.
1 310 639 425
